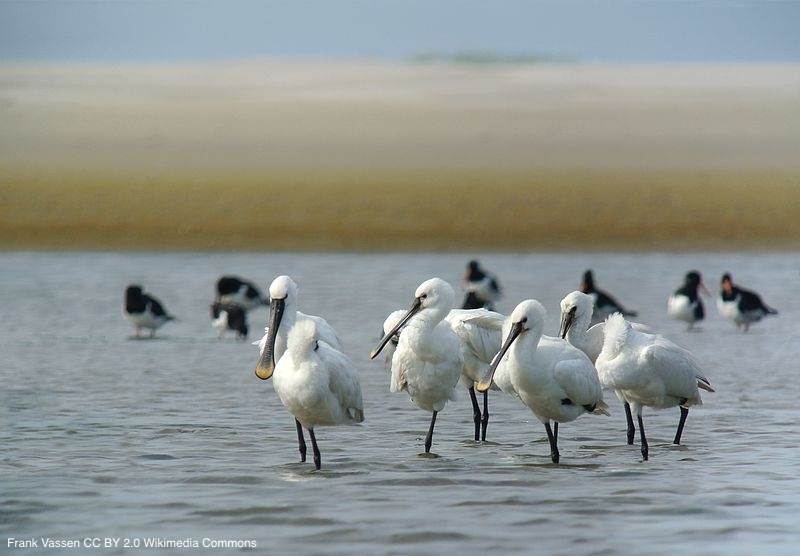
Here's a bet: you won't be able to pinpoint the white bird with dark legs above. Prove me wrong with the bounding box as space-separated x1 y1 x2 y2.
272 320 363 470
717 273 778 332
370 278 463 454
379 307 504 442
559 291 650 363
445 309 504 441
477 299 608 464
668 271 709 330
254 275 343 464
595 312 715 461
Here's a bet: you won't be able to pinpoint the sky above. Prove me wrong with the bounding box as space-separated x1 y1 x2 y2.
1 0 799 63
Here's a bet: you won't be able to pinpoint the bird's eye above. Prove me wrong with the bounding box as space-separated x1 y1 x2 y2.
419 293 428 299
522 317 528 323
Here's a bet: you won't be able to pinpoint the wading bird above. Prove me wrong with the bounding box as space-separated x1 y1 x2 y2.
371 278 463 454
124 285 175 338
254 275 343 464
717 273 777 332
559 291 650 363
211 301 248 340
667 271 708 330
580 269 638 325
215 275 268 311
477 299 608 464
595 313 714 461
272 320 363 470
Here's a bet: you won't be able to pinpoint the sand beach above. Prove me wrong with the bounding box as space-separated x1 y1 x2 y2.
1 60 799 251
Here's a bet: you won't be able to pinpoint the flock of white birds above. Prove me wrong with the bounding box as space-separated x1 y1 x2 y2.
124 267 779 470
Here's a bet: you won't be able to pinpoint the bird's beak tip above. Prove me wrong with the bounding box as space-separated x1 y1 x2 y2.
254 364 274 380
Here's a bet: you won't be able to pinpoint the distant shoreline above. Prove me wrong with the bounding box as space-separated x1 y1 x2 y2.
2 60 798 251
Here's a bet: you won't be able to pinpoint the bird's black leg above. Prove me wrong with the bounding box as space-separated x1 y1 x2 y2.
624 402 635 445
673 405 689 445
424 411 438 453
308 428 321 470
468 386 481 441
637 413 648 461
545 422 560 464
480 390 489 442
295 419 307 463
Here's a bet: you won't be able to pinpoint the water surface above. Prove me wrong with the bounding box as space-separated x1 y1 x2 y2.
2 251 798 555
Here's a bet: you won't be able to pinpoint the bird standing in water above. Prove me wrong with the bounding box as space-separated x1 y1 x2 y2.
717 273 777 332
124 285 175 338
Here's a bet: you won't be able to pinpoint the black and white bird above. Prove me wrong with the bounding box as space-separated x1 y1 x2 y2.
461 260 502 310
211 301 249 340
580 269 638 325
215 275 268 311
124 285 175 337
717 273 777 332
667 271 709 330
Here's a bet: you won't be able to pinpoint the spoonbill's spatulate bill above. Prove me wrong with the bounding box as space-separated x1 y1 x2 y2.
478 299 608 464
273 320 364 470
717 273 777 332
370 278 462 454
595 313 715 460
124 285 175 338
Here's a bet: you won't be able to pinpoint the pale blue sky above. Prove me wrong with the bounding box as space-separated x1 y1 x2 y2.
1 0 798 63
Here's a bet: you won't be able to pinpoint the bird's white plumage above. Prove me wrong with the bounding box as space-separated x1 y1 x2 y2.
445 308 505 388
560 291 651 363
273 319 364 429
596 313 713 414
255 275 342 359
388 278 462 413
487 299 608 426
667 295 696 325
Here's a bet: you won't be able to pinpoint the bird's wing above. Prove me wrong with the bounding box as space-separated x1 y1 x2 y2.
145 295 169 317
447 309 504 363
300 312 344 350
553 355 603 407
320 343 364 422
642 338 713 396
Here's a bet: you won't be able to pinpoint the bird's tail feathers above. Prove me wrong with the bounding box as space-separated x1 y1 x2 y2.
697 377 715 392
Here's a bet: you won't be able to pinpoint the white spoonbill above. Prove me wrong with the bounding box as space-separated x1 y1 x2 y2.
254 275 342 380
370 278 463 454
559 291 651 363
595 313 715 461
124 285 175 338
378 307 504 442
254 275 343 464
667 271 709 330
477 299 608 464
717 273 777 332
273 319 364 470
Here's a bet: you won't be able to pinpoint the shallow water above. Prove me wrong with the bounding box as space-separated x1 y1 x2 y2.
2 251 799 555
